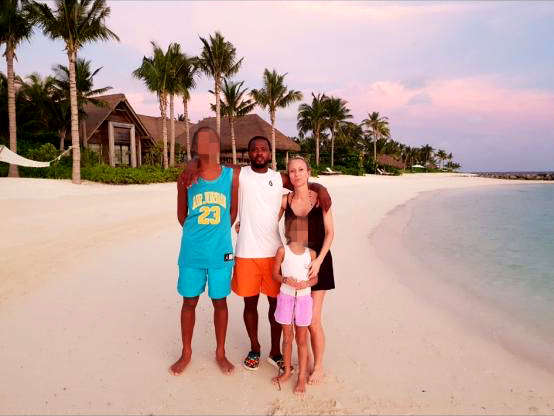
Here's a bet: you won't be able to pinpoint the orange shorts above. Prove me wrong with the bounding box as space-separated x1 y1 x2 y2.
232 257 280 298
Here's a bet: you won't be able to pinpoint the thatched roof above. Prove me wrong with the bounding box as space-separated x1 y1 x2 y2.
377 154 404 169
137 114 194 147
181 114 300 152
82 94 152 141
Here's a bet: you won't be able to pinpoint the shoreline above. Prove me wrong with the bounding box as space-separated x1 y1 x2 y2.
371 187 554 376
1 175 554 415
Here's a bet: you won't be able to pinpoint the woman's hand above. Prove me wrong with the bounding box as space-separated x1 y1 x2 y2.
307 258 322 279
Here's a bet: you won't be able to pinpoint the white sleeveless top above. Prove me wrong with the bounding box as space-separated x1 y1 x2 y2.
280 245 311 297
235 166 283 258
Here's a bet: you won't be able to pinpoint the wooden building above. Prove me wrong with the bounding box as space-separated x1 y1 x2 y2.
82 94 300 167
186 114 300 163
81 94 155 167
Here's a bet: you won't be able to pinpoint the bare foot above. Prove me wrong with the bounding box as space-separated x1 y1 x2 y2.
308 367 325 385
169 351 192 376
216 354 235 375
294 376 307 394
272 371 292 386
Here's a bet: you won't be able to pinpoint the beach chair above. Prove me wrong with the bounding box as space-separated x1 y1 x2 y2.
320 167 341 175
377 168 393 176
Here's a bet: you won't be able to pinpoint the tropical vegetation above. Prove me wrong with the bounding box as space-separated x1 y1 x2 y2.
1 17 462 183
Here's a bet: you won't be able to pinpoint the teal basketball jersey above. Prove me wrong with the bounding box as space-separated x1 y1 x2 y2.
178 166 234 268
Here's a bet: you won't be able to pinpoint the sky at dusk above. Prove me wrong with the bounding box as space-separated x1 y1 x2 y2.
8 1 554 172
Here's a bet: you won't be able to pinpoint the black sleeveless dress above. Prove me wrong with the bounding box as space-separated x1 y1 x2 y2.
284 194 335 291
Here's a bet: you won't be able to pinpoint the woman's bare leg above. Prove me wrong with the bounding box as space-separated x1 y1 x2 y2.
308 290 326 384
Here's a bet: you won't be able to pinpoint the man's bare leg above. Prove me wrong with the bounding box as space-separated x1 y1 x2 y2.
212 297 234 375
243 295 261 353
169 296 199 375
308 290 326 384
267 296 282 357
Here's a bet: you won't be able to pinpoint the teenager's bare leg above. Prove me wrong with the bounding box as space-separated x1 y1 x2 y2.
308 290 326 384
267 296 282 357
272 324 293 385
169 296 199 375
294 326 309 394
243 295 261 352
212 297 234 375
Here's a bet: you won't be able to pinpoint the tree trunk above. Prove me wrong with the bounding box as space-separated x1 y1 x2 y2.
6 43 19 177
215 74 221 137
330 122 335 168
270 111 277 170
230 117 237 164
183 97 191 161
315 126 320 167
59 127 67 151
169 93 175 167
160 93 168 169
373 133 378 173
68 48 81 184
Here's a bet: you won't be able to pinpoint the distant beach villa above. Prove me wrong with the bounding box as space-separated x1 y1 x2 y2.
80 93 300 167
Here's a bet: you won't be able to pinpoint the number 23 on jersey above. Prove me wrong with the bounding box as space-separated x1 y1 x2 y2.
198 206 220 225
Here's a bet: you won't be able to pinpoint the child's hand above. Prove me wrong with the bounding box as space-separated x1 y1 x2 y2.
296 281 309 290
285 278 300 289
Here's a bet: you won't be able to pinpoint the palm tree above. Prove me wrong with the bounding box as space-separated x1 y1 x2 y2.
436 149 447 169
325 96 351 167
1 0 36 177
165 42 186 167
211 79 255 164
175 53 197 161
297 93 328 167
420 144 434 168
447 152 453 170
362 111 390 167
196 31 243 138
52 58 112 150
33 0 119 184
19 72 57 132
133 41 171 169
252 69 302 170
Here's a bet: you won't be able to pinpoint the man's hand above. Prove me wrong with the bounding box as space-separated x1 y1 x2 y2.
181 158 200 188
308 182 332 212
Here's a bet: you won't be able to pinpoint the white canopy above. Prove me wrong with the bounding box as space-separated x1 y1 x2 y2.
411 164 425 168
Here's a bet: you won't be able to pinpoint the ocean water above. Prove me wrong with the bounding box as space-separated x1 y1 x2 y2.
399 184 554 365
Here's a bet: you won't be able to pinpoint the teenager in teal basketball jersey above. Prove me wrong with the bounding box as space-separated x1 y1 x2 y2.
170 127 240 376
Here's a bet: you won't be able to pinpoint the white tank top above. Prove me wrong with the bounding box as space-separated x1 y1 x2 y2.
236 166 284 258
280 245 311 297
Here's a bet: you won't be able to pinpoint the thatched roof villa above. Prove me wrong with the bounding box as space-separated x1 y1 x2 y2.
78 93 300 167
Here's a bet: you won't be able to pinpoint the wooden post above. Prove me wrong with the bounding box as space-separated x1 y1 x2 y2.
130 125 137 168
285 151 289 168
108 121 115 167
138 138 142 166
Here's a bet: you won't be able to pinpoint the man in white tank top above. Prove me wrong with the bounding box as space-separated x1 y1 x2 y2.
180 135 332 372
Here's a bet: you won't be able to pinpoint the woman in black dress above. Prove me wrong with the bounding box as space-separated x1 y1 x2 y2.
279 156 334 385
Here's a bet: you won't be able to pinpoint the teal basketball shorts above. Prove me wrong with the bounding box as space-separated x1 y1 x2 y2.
177 265 233 299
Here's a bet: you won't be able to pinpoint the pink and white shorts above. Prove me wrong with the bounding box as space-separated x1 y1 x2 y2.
274 292 313 327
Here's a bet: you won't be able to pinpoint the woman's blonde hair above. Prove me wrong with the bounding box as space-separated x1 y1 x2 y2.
287 155 311 171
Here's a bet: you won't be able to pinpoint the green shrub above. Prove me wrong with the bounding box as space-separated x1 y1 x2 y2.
26 143 59 162
81 165 181 184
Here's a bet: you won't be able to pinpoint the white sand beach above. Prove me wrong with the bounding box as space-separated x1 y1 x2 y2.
1 174 553 415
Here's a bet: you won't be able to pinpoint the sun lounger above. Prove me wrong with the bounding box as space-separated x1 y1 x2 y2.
377 168 393 176
320 167 342 175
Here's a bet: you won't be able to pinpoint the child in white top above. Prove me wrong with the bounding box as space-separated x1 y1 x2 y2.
272 216 318 394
